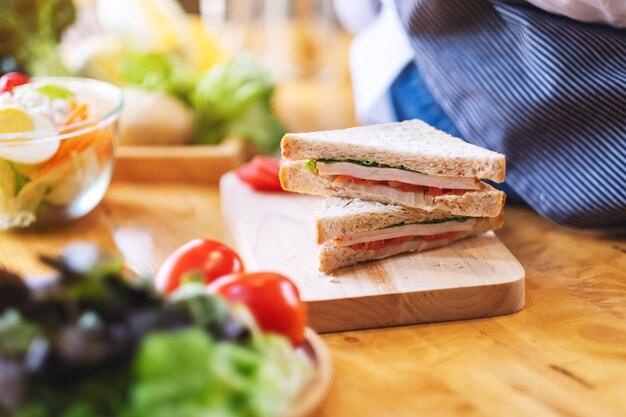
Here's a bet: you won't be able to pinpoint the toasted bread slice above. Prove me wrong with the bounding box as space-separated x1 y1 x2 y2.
318 214 504 273
280 161 505 218
281 120 505 182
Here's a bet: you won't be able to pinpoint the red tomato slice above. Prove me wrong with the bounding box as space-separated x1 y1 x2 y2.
0 72 29 93
207 272 307 346
237 164 278 191
250 158 280 184
349 236 412 251
253 156 280 175
426 187 445 196
236 156 283 192
334 176 467 196
154 239 244 294
422 232 460 241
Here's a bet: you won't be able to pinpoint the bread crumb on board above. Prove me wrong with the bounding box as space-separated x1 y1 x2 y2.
323 274 339 283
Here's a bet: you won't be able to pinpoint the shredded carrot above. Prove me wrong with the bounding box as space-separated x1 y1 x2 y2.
31 99 115 180
31 103 92 179
63 103 88 126
32 102 115 179
32 131 91 179
92 125 115 164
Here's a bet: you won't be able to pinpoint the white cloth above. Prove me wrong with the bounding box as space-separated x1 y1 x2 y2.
526 0 626 28
332 0 380 34
345 0 414 124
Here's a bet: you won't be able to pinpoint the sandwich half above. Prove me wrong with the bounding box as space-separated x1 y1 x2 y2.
280 119 506 217
317 197 504 272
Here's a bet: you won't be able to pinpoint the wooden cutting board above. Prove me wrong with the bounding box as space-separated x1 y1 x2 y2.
220 172 525 333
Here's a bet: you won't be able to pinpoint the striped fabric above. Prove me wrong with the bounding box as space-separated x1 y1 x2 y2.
393 0 626 228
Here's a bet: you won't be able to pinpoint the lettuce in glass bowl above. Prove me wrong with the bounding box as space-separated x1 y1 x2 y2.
0 77 123 230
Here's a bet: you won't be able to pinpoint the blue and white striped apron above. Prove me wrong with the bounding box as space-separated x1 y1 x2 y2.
391 0 626 228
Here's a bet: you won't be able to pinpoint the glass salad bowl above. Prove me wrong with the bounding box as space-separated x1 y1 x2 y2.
0 77 123 230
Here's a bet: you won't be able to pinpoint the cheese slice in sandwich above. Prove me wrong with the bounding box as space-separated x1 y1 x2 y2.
280 119 506 217
316 197 504 273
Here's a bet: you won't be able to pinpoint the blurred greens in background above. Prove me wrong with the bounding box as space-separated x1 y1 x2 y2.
0 0 76 75
0 0 284 152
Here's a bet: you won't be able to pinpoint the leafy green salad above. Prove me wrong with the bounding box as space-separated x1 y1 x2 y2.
121 53 284 152
0 76 117 230
0 246 313 417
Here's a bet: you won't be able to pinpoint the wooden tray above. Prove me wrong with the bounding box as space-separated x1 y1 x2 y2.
220 172 525 333
112 138 250 183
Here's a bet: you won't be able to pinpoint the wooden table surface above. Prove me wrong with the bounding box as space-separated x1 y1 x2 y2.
1 76 625 417
2 183 624 417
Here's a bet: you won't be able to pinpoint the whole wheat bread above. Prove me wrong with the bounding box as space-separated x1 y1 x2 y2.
281 120 506 182
316 197 472 244
280 161 505 218
318 215 504 272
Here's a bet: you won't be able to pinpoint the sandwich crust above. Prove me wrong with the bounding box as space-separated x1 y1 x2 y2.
280 161 505 218
281 120 506 182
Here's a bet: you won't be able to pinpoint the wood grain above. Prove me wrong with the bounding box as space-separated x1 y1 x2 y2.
0 183 230 277
0 182 624 417
112 138 250 184
318 210 626 417
220 172 524 332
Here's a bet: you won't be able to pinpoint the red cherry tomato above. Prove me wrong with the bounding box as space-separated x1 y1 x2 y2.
0 72 30 93
207 272 307 346
154 239 244 294
236 156 284 192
